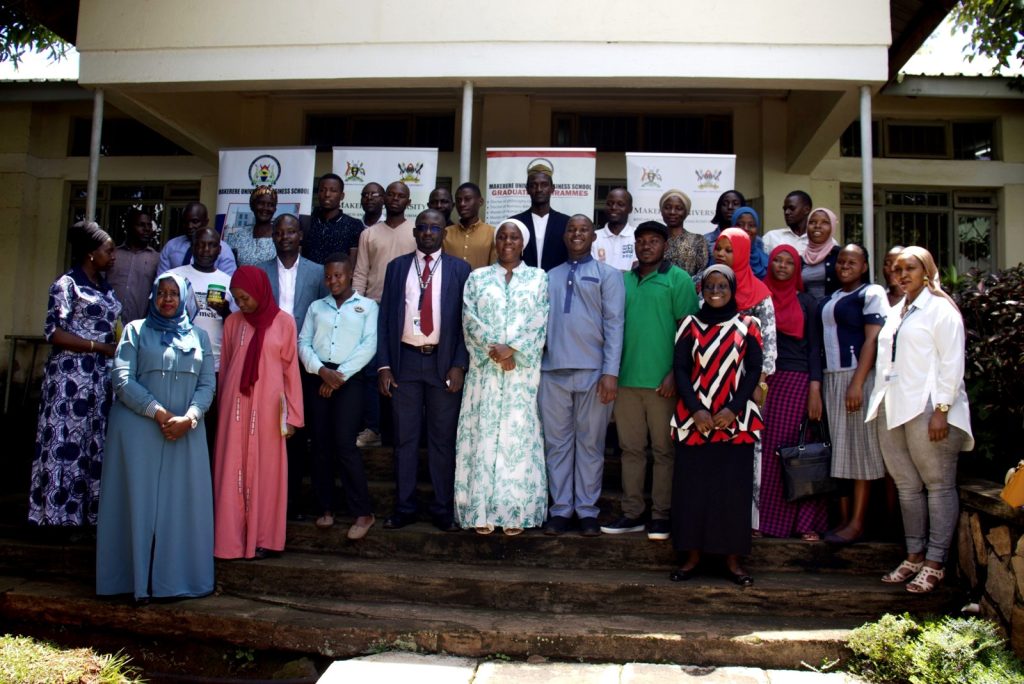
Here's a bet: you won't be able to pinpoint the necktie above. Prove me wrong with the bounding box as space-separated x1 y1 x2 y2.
420 254 433 336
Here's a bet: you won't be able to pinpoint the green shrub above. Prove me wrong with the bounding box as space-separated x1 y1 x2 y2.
847 613 1024 683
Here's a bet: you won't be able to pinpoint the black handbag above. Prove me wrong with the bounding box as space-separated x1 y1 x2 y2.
778 419 837 503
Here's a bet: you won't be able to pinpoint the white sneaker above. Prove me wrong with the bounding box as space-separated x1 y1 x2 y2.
356 428 382 447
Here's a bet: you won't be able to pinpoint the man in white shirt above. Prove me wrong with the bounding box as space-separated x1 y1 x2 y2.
763 190 815 255
592 187 637 271
169 227 234 371
511 168 570 271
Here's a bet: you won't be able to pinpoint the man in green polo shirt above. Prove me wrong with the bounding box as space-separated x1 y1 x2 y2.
601 221 698 540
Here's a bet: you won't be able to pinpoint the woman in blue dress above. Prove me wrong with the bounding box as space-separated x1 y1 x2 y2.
29 221 122 527
96 273 216 601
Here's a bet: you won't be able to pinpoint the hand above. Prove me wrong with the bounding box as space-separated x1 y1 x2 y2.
499 357 516 372
597 374 618 405
318 367 345 390
285 424 297 439
753 386 765 406
807 383 823 421
488 344 515 363
712 408 736 429
154 407 172 426
208 299 231 319
928 410 950 442
160 416 191 441
692 410 714 435
655 372 676 398
378 368 397 397
445 367 465 393
318 382 336 399
845 380 864 413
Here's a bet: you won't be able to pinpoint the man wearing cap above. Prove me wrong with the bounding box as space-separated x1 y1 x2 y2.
512 167 569 271
601 220 698 541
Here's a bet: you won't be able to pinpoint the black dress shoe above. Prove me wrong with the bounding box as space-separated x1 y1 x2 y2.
729 572 754 587
543 515 570 536
669 567 698 582
578 517 601 537
432 516 460 532
383 512 418 529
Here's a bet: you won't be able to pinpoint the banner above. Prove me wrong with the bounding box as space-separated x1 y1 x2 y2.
484 148 597 225
216 147 316 234
332 147 439 216
625 153 736 235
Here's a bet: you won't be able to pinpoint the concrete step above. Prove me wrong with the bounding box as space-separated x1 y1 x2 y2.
0 574 859 669
214 551 955 620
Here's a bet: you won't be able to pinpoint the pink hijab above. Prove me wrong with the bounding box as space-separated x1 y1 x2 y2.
803 207 837 266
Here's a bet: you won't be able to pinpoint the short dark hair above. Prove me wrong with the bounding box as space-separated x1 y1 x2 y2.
456 182 482 197
608 187 633 205
843 242 872 284
319 173 344 191
273 213 300 228
786 190 812 207
324 251 350 267
192 226 219 244
125 207 150 227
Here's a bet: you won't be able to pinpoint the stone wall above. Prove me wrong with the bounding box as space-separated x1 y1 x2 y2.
958 478 1024 656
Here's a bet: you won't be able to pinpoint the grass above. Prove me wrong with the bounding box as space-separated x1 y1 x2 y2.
0 634 142 684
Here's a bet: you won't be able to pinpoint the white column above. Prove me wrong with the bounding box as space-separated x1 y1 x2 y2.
459 81 474 185
86 88 104 222
859 85 875 270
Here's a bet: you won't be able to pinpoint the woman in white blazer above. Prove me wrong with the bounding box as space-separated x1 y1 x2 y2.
866 246 973 594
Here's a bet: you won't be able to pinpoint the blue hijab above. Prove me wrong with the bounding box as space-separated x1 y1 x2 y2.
732 207 767 280
145 272 197 352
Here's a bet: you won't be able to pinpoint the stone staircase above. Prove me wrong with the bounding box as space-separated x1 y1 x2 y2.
0 445 960 669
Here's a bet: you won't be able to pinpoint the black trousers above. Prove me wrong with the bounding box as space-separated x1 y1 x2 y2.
307 370 372 517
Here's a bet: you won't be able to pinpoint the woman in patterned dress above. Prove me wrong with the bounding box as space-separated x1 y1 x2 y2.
661 189 706 278
224 185 278 266
670 265 764 586
454 219 549 536
30 221 122 527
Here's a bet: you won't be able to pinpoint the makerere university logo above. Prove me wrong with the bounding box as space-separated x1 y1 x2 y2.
640 167 662 188
398 162 425 184
695 168 723 191
249 154 281 186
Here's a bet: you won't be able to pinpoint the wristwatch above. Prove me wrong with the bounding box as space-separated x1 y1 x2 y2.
936 403 950 413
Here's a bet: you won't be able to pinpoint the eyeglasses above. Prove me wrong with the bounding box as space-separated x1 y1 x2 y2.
361 191 382 198
414 224 444 234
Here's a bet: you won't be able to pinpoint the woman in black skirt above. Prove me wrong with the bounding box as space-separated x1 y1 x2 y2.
669 265 764 586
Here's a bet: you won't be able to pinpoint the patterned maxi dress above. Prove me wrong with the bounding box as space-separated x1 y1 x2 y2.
454 263 549 530
29 269 122 526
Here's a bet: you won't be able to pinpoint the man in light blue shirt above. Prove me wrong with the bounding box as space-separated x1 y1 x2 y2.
158 202 238 275
298 252 378 540
539 215 625 537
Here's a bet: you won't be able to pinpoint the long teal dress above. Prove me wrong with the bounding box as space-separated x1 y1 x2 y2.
454 263 549 530
96 319 216 599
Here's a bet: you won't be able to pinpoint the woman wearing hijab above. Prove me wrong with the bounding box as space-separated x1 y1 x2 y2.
732 207 767 280
661 189 706 277
30 221 122 527
97 273 216 601
756 245 828 541
703 190 746 268
225 185 278 266
455 219 549 536
712 228 777 528
801 208 841 301
214 266 304 559
670 265 764 586
867 246 973 593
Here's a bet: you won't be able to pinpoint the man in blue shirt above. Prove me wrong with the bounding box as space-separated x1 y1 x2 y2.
539 215 624 537
298 252 378 540
157 202 237 275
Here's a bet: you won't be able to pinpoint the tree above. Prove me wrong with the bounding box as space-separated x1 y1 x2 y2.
950 0 1024 74
0 2 69 67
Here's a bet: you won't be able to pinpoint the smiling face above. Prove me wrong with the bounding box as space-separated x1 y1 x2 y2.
806 210 833 246
703 272 732 309
660 196 689 230
717 192 742 226
324 259 353 299
735 212 758 240
317 177 343 212
495 222 525 266
713 236 734 268
272 216 302 257
361 183 385 215
231 287 259 314
893 253 927 300
770 249 796 282
250 193 277 224
155 278 181 318
182 204 209 240
563 216 596 260
835 245 868 289
604 189 632 226
413 210 446 254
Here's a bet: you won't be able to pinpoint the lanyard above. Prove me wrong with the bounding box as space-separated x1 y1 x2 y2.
413 255 438 309
891 305 918 364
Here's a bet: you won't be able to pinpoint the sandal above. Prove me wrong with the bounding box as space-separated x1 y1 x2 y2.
475 525 494 535
906 565 944 593
800 532 822 542
503 527 523 537
881 559 924 584
315 513 335 529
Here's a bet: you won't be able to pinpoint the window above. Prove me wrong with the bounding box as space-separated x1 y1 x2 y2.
69 118 190 157
67 182 202 252
305 113 456 152
553 113 732 153
839 120 996 160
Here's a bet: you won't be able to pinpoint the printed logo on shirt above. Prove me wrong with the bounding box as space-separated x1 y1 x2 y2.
249 154 281 186
597 248 607 261
621 243 636 260
354 306 365 313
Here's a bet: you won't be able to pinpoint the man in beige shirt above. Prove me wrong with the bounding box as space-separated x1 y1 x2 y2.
353 181 416 303
442 182 496 270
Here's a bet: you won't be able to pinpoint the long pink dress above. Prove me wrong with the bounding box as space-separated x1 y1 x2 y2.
214 310 304 559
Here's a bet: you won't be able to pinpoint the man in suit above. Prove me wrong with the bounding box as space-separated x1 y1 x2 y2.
512 167 570 271
377 208 471 532
257 213 328 520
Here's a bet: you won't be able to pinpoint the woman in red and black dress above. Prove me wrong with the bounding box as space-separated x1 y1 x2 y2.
670 264 764 586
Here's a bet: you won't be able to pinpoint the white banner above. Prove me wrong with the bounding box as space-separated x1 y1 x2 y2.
484 148 597 225
216 147 316 234
332 147 439 216
625 153 737 235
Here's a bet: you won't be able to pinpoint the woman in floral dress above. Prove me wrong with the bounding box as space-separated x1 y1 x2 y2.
454 219 549 535
224 185 278 266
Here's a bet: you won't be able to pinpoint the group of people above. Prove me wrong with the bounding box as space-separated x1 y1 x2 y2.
28 167 972 603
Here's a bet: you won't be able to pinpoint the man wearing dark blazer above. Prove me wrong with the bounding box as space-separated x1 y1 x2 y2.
257 213 328 520
512 168 570 271
377 209 471 532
